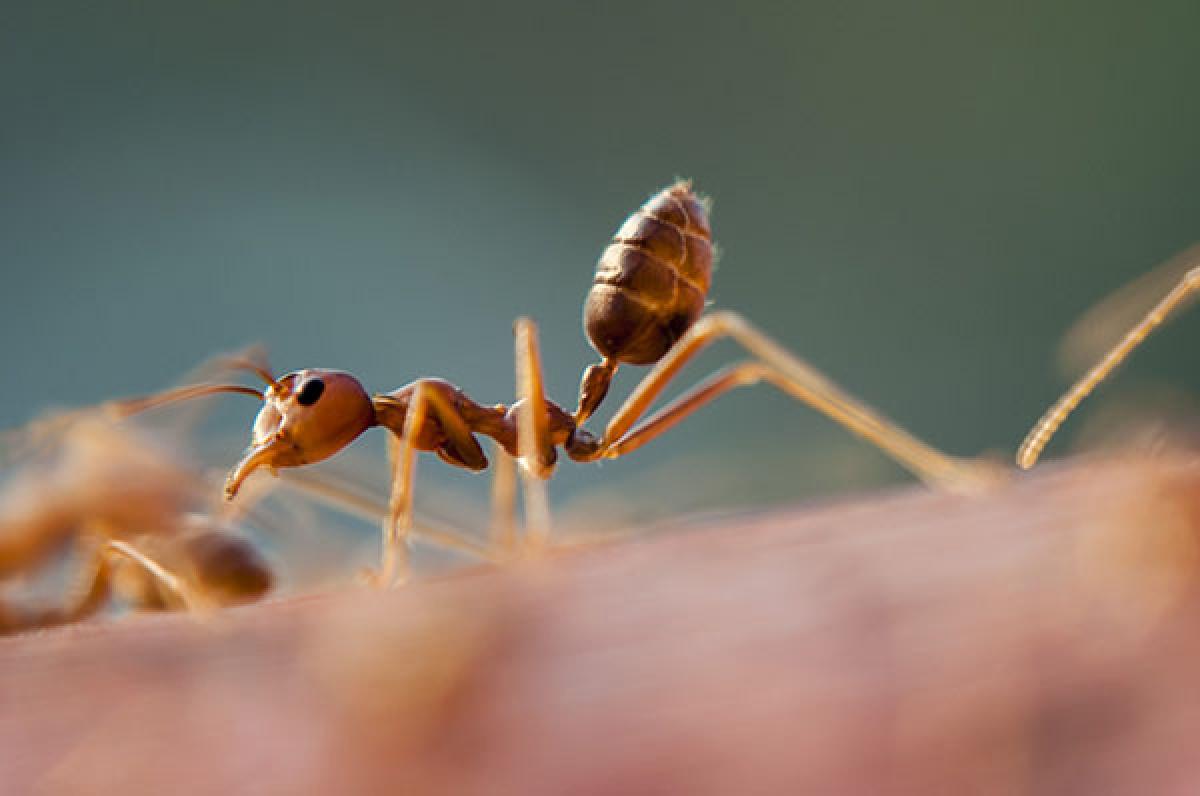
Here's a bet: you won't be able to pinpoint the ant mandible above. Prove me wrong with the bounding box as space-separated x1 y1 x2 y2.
117 181 989 585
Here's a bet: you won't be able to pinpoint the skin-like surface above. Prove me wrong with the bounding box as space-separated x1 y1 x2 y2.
4 454 1200 794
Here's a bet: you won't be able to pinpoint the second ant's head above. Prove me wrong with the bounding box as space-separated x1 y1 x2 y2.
225 369 375 499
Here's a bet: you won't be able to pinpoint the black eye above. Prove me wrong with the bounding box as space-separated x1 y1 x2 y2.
296 378 325 406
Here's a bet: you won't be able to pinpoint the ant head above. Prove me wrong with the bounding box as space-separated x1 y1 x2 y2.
225 369 375 498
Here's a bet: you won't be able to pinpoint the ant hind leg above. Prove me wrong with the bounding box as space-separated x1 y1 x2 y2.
587 310 1000 494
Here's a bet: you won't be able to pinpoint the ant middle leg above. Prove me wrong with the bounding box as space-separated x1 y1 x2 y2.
513 318 554 548
572 310 1000 493
487 444 520 555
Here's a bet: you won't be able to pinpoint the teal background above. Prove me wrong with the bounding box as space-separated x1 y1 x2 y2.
4 2 1200 523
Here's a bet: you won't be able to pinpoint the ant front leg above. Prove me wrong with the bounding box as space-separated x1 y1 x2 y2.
513 318 555 548
374 383 431 587
575 310 1000 494
371 382 493 586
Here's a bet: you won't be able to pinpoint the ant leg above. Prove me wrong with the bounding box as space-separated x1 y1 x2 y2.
0 544 113 634
373 384 497 584
513 318 553 547
105 539 210 614
59 542 114 621
374 389 488 472
271 470 501 562
601 361 777 458
488 444 519 555
583 310 995 493
378 384 429 587
1018 266 1200 469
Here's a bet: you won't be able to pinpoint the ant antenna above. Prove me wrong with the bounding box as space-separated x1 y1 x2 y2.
209 347 285 392
103 384 266 419
98 345 281 420
1018 264 1200 469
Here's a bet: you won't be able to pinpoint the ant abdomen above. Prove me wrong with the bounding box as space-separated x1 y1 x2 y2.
584 181 713 366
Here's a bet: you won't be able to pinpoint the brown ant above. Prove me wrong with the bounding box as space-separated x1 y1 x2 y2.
1018 244 1200 469
111 181 991 585
0 416 273 633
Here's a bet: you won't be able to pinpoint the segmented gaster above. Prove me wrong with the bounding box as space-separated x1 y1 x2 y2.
584 181 713 365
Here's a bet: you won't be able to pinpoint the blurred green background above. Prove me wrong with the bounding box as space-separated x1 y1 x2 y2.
4 1 1200 523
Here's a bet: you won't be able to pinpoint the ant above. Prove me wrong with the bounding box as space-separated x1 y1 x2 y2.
1018 243 1200 469
110 181 992 586
0 416 273 633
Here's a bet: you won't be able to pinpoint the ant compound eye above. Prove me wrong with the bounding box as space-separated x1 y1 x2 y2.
296 378 325 406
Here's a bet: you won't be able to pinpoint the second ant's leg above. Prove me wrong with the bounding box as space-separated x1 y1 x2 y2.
513 318 553 548
584 311 998 493
106 539 210 614
60 543 114 621
0 544 114 634
1017 266 1200 469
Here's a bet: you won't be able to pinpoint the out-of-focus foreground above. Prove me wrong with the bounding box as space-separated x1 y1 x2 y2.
3 455 1200 793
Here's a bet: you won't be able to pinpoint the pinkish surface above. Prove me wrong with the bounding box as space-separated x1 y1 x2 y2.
4 457 1200 794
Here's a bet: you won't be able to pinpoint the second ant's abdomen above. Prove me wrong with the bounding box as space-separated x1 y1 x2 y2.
584 181 713 365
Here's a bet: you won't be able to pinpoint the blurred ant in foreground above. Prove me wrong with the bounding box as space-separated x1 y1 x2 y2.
113 181 991 585
1019 243 1200 469
0 417 272 633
